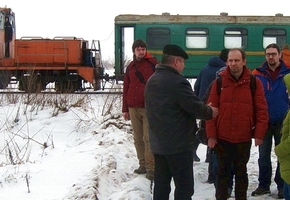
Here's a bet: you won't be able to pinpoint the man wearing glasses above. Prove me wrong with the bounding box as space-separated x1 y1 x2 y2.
252 43 290 199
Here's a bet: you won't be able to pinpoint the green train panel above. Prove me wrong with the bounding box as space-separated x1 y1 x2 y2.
115 13 290 78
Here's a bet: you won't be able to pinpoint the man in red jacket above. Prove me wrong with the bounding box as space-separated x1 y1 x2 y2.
122 39 158 180
206 48 269 200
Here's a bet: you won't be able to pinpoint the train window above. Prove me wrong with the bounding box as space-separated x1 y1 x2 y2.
263 29 286 48
224 28 247 49
186 28 208 49
146 28 170 48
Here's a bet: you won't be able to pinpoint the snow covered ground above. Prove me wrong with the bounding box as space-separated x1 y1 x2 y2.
0 88 282 200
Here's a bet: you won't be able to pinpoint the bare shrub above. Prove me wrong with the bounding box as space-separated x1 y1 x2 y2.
0 87 125 196
0 93 91 167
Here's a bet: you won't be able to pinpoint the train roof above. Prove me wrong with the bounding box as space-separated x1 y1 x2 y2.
0 7 15 16
115 12 290 24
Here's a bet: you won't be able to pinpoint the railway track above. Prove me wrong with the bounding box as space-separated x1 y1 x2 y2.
0 81 123 94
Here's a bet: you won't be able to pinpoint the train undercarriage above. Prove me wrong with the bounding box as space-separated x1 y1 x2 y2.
0 68 103 93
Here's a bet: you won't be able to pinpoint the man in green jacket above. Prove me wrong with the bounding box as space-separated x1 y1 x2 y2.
275 73 290 200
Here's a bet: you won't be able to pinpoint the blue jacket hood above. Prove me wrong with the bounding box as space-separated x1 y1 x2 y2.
208 56 226 68
194 57 226 100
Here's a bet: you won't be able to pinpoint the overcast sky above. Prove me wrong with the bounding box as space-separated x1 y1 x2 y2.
2 0 290 60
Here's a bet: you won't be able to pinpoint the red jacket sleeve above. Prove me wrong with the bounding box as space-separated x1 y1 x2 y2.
205 79 219 139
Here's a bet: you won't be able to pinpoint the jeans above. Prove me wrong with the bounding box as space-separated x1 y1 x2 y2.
153 151 194 200
257 123 284 190
211 151 234 190
284 182 290 200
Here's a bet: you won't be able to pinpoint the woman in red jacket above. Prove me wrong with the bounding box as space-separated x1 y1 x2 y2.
206 48 269 200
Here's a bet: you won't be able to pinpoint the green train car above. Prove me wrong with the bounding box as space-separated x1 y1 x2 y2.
114 12 290 79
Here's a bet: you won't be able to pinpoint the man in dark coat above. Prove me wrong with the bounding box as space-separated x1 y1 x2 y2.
4 16 13 58
145 44 218 199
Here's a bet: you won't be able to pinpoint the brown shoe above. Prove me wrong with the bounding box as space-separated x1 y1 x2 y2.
145 170 154 180
133 166 146 174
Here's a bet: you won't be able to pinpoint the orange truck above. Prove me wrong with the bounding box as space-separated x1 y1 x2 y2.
0 7 103 92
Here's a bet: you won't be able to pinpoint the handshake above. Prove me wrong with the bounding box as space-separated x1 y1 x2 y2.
208 102 218 118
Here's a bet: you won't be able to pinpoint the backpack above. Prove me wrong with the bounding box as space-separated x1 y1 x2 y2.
196 74 256 145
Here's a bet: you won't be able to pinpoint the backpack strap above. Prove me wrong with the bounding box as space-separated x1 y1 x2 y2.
216 75 222 95
250 74 257 136
134 64 146 84
250 74 256 97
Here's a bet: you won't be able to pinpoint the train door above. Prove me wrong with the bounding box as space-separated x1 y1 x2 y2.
114 25 134 81
0 12 6 59
0 8 15 88
0 9 16 59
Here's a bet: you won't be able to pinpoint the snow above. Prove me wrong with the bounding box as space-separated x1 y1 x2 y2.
0 90 282 200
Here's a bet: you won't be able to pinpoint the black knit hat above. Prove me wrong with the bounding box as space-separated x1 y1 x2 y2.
219 49 229 62
163 44 189 60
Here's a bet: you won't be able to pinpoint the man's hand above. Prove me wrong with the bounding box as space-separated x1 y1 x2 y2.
208 102 218 118
208 137 217 148
254 138 263 146
122 112 130 121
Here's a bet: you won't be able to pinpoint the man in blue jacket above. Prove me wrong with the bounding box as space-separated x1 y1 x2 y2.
194 49 228 101
252 43 290 199
193 49 228 187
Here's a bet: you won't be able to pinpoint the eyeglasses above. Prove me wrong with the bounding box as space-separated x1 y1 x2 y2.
266 53 278 57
